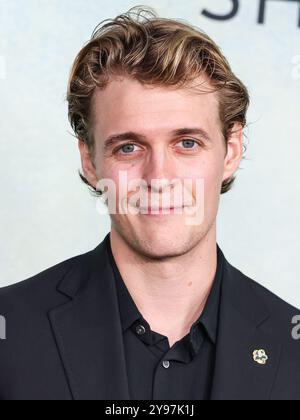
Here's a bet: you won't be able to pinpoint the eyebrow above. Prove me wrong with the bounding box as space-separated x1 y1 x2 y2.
103 127 212 151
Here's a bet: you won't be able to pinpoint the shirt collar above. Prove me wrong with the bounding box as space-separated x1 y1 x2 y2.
106 234 143 332
106 233 224 348
190 244 224 347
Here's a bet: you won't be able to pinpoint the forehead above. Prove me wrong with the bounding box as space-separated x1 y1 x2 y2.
91 75 221 139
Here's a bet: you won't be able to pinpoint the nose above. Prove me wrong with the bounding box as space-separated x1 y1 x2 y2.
142 149 177 192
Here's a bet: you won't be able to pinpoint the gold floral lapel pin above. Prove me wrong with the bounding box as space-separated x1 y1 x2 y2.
253 349 269 365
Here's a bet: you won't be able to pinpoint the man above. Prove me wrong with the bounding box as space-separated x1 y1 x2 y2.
0 6 300 400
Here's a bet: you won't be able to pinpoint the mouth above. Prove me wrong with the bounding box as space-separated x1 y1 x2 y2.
138 206 187 216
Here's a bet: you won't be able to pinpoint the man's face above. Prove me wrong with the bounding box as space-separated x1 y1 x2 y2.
80 75 242 259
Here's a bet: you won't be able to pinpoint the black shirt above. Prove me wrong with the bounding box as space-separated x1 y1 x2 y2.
106 235 224 400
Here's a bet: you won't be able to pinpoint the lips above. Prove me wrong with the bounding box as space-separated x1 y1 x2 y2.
139 206 185 214
140 207 179 211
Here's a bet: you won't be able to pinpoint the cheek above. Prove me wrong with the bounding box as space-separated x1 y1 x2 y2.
100 167 142 210
203 169 224 216
189 154 222 183
188 157 223 204
100 159 141 182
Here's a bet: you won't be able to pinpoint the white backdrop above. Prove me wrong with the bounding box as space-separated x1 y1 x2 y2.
0 0 299 308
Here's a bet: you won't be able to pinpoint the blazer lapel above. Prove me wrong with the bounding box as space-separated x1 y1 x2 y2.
211 256 282 400
48 235 130 400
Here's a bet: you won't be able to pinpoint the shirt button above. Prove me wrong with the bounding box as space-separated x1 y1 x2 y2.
136 324 146 335
162 360 170 369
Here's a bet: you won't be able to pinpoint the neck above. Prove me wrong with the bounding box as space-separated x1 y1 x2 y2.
109 225 218 347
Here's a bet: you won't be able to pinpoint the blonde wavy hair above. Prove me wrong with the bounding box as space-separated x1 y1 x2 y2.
66 5 250 195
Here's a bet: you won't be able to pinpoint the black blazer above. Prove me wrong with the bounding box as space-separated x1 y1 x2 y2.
0 234 300 400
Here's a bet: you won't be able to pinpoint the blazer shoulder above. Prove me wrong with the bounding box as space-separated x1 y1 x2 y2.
0 249 92 305
240 267 299 317
227 262 300 344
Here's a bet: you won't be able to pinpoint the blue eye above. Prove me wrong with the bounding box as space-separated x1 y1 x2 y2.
116 143 139 155
180 139 198 149
120 144 135 154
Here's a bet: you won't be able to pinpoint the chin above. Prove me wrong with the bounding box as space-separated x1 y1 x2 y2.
113 217 207 259
132 234 192 260
139 245 185 260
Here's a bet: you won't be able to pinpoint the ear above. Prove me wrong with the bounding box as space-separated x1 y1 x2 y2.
222 122 244 182
78 139 98 188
